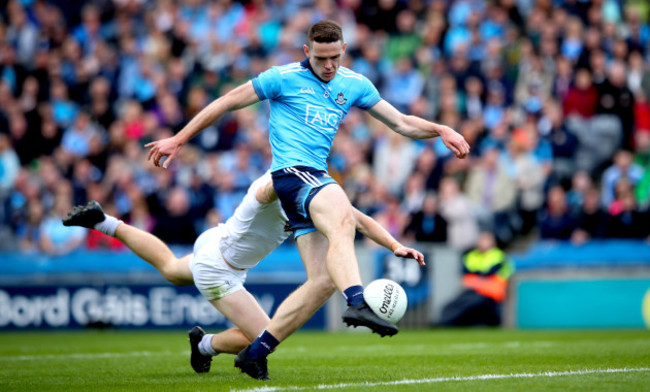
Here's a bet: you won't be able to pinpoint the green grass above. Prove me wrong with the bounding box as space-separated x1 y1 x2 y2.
1 329 649 391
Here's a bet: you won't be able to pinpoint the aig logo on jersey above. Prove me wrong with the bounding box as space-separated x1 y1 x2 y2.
305 104 343 132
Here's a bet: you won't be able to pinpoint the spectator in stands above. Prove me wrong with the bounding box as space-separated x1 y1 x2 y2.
571 187 608 245
404 192 447 244
514 54 552 108
6 2 39 66
71 4 105 56
33 109 63 160
351 40 389 91
560 16 585 62
152 186 197 246
563 68 599 119
552 56 573 102
440 231 514 327
566 170 594 214
439 176 479 252
601 150 644 207
463 76 485 120
506 126 546 234
373 131 418 196
71 158 100 206
402 172 426 215
627 51 645 94
12 192 40 251
539 185 576 240
88 77 115 130
49 78 79 129
608 178 635 216
385 10 421 62
540 101 578 183
483 82 507 132
382 57 424 114
373 194 409 241
0 43 27 99
127 200 155 234
5 105 33 167
465 146 517 245
596 61 635 150
412 147 444 191
480 117 510 155
605 190 650 240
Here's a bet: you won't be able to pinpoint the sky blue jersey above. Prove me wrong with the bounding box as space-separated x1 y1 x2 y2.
252 58 382 172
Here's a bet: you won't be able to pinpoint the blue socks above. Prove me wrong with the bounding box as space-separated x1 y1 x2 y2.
247 330 279 359
343 285 365 306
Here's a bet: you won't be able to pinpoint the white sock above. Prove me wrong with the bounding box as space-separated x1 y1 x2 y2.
93 215 123 237
198 334 217 356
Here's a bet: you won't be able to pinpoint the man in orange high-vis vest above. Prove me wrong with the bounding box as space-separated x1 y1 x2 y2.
440 232 514 326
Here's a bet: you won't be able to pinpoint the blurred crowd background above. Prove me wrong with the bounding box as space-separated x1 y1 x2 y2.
1 0 649 257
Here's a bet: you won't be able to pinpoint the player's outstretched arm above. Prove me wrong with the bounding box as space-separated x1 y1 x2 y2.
352 208 425 266
146 81 261 168
367 100 470 159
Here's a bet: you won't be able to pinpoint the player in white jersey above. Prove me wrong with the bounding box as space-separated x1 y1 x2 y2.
63 172 424 375
145 19 469 380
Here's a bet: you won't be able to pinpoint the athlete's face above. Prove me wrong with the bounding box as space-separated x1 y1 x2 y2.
304 40 347 82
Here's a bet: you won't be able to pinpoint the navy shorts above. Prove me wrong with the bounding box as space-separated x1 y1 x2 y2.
271 166 338 238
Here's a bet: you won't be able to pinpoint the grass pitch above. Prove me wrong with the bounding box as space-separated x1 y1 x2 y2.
1 329 648 391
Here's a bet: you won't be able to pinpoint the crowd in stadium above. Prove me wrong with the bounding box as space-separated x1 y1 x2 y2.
1 0 649 256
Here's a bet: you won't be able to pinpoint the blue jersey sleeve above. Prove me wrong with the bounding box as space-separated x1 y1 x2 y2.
353 76 382 110
252 67 282 101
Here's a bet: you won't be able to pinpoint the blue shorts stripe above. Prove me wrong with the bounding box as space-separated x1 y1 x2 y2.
286 167 321 187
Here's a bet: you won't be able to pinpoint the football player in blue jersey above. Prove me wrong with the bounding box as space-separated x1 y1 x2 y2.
146 20 469 380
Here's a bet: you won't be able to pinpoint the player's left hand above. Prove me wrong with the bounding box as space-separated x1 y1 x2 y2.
394 246 425 266
145 136 184 168
439 125 470 159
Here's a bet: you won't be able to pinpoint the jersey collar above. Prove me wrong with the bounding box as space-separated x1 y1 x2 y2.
301 57 332 84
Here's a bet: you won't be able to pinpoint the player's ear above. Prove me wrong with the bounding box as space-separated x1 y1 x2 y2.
342 42 347 53
303 44 310 58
